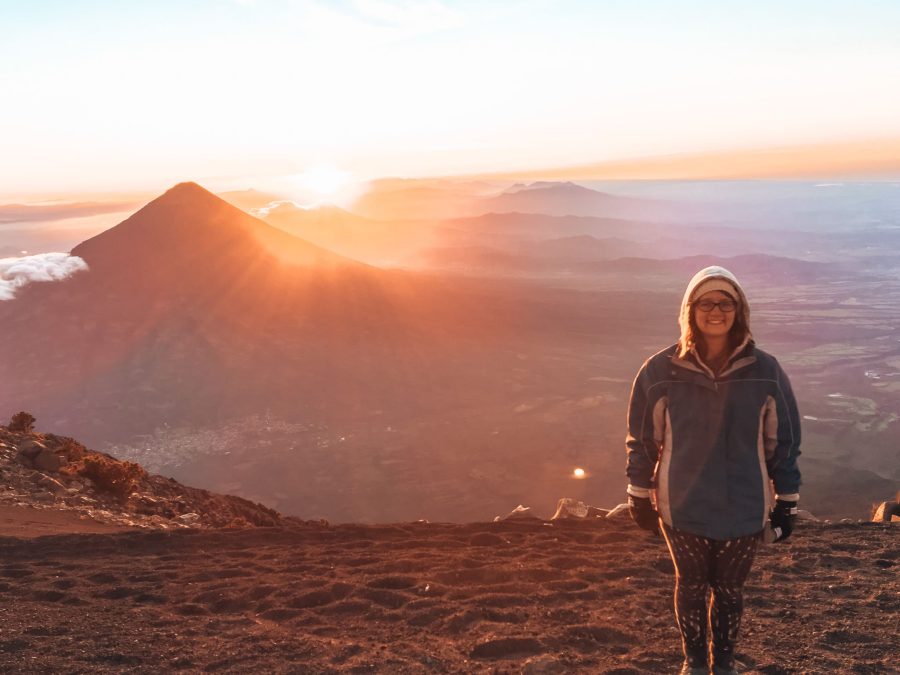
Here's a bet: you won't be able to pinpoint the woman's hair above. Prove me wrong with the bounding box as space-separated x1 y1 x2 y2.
678 292 751 358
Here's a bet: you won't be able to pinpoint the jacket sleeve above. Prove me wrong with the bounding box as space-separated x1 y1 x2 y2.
625 361 661 498
766 360 802 500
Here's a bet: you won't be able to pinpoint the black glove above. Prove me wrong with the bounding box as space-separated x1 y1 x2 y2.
628 495 660 534
770 499 798 542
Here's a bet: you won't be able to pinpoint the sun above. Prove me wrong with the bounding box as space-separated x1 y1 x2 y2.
291 166 352 198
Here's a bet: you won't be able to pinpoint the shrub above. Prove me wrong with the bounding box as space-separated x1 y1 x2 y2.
8 412 36 433
54 437 87 465
80 455 147 502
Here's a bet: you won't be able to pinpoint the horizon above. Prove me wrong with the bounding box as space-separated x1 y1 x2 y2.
4 175 899 264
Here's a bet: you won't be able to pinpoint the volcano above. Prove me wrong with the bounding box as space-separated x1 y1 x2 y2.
0 183 594 485
0 183 404 443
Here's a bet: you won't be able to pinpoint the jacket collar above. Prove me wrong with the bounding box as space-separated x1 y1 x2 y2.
671 336 756 379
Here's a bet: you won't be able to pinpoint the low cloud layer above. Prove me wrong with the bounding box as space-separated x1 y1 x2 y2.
252 200 304 218
0 253 88 301
0 201 137 224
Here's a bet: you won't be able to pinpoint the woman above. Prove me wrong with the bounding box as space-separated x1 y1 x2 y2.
625 266 801 675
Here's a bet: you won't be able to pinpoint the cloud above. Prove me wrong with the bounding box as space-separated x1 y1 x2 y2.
0 253 88 301
0 201 137 224
252 200 305 218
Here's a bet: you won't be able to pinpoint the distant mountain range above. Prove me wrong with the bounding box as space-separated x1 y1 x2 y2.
351 180 680 222
255 201 432 265
482 181 675 220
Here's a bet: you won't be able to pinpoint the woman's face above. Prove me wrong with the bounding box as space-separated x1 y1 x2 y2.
693 290 737 340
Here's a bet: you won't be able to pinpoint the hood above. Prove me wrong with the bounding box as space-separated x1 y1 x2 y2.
678 266 752 358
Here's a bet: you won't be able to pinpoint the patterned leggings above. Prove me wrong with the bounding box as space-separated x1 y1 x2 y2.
661 523 759 668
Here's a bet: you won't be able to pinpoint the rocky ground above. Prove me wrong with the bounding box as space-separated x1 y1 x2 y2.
0 419 896 673
0 516 896 674
0 421 285 530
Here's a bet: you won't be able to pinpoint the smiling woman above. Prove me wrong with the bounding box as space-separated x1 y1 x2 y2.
625 266 802 674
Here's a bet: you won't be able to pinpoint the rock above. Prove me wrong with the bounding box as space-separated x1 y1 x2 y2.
176 513 200 524
494 504 539 522
521 654 566 674
605 503 630 518
551 498 589 520
15 440 46 468
15 440 63 472
16 439 45 458
34 475 67 494
134 495 162 514
32 448 63 472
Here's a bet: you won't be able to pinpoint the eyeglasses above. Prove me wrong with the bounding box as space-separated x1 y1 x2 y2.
693 299 738 313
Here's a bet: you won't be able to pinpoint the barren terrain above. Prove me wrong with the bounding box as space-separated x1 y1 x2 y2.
0 514 896 674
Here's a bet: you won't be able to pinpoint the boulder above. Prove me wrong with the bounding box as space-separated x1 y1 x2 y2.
32 448 63 472
14 440 62 472
15 439 46 467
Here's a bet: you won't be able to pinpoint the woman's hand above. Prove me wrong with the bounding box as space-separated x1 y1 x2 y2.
628 495 660 534
770 499 798 542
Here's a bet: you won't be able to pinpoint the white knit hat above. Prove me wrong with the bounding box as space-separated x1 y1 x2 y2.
690 277 740 303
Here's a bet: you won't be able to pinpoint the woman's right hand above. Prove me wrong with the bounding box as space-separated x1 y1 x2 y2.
628 495 660 534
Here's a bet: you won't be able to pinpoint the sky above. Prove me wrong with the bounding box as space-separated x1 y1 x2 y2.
2 0 900 197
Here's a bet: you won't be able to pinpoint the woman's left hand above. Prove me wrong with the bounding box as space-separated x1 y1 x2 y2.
770 500 799 542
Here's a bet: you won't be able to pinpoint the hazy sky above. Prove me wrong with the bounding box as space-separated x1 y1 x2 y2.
3 0 900 195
